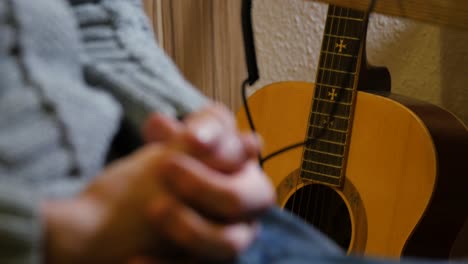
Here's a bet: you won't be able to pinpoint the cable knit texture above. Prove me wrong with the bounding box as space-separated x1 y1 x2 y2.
1 0 121 195
74 0 208 128
0 0 207 262
0 184 41 264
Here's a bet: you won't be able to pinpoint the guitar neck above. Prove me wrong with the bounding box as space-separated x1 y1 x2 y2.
300 6 367 187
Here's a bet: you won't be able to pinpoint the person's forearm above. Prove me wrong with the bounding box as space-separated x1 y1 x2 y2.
73 0 208 128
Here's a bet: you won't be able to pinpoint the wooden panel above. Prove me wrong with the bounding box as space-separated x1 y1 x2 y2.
148 0 246 112
168 0 215 98
311 0 468 30
143 0 154 21
212 1 246 111
143 0 163 43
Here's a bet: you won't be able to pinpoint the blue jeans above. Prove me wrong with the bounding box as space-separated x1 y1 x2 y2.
235 207 463 264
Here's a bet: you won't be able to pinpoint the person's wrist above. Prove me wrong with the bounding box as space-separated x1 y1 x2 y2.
42 195 104 264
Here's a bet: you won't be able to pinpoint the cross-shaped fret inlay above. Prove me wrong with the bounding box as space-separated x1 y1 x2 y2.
328 88 338 101
335 39 347 53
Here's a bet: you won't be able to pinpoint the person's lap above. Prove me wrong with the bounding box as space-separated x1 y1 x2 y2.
236 208 463 264
235 207 343 263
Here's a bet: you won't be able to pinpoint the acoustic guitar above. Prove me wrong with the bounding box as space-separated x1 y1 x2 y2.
237 5 468 258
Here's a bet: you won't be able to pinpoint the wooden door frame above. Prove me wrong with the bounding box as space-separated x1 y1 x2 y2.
143 0 246 112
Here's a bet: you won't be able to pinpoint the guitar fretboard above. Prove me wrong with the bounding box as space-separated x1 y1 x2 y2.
300 6 366 186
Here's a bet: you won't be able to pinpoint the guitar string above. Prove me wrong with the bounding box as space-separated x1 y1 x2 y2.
305 5 347 228
297 5 368 239
317 5 337 232
319 5 343 224
317 5 346 233
240 0 376 244
323 6 352 235
332 5 352 232
325 5 352 232
308 5 338 226
321 6 374 239
310 5 336 230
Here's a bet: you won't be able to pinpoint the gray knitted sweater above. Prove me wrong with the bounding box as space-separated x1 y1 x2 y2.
0 0 207 262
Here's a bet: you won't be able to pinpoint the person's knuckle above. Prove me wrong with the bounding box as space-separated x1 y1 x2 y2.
223 188 245 218
140 143 162 159
159 151 182 173
179 221 202 245
149 197 176 230
220 235 245 258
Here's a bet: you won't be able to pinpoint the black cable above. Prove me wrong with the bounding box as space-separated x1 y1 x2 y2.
241 0 259 85
261 139 311 165
241 0 262 164
241 80 263 163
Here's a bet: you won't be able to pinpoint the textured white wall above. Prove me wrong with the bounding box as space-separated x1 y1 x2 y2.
251 0 468 125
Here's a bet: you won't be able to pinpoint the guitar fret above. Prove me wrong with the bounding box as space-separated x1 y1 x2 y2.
324 34 359 41
303 158 342 169
316 83 354 91
319 48 358 72
320 50 356 58
309 115 349 132
305 147 344 158
325 17 364 39
332 6 366 20
306 140 345 155
302 162 342 179
314 97 352 106
315 85 354 102
302 166 342 181
316 70 355 88
309 124 348 133
312 100 352 117
328 15 364 21
301 168 340 179
301 171 341 186
303 149 343 166
307 130 348 146
316 138 346 146
310 111 349 120
319 67 356 75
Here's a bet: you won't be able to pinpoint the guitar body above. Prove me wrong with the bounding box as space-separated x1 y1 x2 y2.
237 81 468 258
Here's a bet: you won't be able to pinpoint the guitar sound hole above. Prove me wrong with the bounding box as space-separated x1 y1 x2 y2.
284 184 352 250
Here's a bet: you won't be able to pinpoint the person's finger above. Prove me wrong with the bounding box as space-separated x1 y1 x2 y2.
183 109 226 148
142 114 183 143
199 130 247 173
184 103 236 133
182 103 240 150
178 107 253 172
160 153 275 220
182 106 262 172
147 194 257 261
202 132 263 172
239 132 263 159
142 106 262 173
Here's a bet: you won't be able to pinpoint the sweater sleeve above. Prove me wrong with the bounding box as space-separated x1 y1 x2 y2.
0 182 42 264
71 0 209 129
